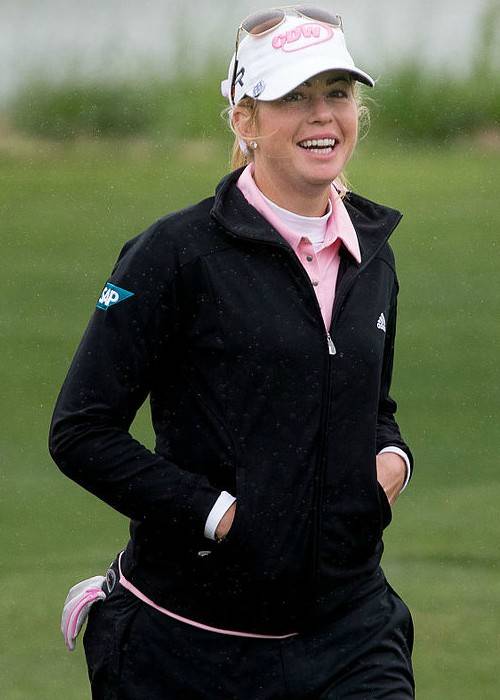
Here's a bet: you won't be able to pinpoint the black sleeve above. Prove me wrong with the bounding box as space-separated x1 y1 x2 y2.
376 281 414 480
48 223 221 538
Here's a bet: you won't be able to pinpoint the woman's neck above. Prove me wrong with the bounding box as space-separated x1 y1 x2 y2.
258 188 332 223
252 168 331 217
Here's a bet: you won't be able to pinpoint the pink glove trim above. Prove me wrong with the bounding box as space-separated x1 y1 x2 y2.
62 580 106 652
68 588 105 642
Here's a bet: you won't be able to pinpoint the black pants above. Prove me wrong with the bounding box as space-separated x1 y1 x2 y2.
83 573 414 699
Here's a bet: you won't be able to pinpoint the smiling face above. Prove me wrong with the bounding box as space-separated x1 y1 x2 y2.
233 70 359 215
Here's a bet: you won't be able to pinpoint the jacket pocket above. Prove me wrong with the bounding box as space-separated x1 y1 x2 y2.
83 584 140 691
377 482 393 529
171 379 239 490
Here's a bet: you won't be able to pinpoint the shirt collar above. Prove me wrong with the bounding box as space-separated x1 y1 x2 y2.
236 164 361 264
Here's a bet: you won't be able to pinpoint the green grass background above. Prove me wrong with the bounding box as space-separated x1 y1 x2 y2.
1 134 499 698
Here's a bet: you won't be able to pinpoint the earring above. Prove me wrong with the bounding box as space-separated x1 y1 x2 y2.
250 141 258 150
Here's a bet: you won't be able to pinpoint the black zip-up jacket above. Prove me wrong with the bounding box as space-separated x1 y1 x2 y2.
49 168 413 635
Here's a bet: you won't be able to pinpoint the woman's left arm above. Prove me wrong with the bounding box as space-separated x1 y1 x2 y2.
376 281 414 505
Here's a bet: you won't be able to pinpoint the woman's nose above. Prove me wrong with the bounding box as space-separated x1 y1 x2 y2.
307 96 334 123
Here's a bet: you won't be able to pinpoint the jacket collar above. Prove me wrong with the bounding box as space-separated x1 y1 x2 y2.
211 168 403 267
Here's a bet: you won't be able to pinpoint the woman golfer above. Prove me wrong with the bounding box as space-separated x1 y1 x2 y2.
50 5 415 698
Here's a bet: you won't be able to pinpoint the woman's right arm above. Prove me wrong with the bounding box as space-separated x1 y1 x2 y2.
48 224 223 541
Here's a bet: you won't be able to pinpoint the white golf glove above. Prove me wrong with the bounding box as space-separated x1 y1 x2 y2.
61 576 106 651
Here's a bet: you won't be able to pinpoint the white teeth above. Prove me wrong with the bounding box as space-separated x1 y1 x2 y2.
299 138 336 149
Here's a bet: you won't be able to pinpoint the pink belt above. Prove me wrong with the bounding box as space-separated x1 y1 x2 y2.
118 552 299 640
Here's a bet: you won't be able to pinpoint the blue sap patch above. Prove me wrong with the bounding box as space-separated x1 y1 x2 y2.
96 282 134 311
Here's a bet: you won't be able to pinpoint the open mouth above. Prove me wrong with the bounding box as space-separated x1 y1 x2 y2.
298 138 337 154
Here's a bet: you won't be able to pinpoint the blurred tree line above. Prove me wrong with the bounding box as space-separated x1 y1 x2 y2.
5 2 500 145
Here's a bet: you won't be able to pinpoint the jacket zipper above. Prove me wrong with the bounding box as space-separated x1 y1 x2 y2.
326 332 336 355
309 269 361 602
240 240 351 602
308 241 400 600
287 262 340 603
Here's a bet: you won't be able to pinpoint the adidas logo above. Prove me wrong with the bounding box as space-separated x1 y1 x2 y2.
377 313 386 333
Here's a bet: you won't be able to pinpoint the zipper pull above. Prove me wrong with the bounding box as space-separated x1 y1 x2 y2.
326 332 336 356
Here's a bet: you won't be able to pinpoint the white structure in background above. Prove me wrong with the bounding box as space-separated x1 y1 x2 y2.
0 0 498 102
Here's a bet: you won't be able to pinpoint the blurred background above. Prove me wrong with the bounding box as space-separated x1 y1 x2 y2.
1 1 499 698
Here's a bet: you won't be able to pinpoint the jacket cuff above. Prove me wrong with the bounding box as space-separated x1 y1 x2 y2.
377 446 411 492
204 491 237 540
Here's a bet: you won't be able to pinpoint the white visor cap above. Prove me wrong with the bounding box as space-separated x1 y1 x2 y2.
222 15 375 106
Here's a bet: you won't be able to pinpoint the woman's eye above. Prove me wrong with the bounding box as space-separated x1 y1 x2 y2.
329 89 349 99
278 87 351 104
281 92 304 103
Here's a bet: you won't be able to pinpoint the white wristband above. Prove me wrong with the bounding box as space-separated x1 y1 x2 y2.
204 490 236 540
378 446 411 492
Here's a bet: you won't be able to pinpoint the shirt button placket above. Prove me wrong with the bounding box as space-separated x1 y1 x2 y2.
301 239 320 288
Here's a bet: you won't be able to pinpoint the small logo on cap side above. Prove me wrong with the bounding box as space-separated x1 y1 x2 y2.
253 81 265 97
234 66 245 89
272 23 334 53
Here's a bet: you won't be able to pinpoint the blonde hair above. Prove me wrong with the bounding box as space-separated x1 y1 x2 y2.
222 82 371 197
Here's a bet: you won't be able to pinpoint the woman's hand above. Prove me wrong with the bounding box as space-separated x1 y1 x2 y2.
376 453 406 506
215 502 236 540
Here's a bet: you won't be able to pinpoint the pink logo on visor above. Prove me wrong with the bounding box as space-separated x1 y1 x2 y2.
272 23 334 52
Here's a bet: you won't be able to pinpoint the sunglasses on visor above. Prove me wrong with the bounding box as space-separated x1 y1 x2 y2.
231 6 344 103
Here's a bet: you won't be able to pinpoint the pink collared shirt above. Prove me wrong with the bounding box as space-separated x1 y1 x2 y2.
236 164 361 331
